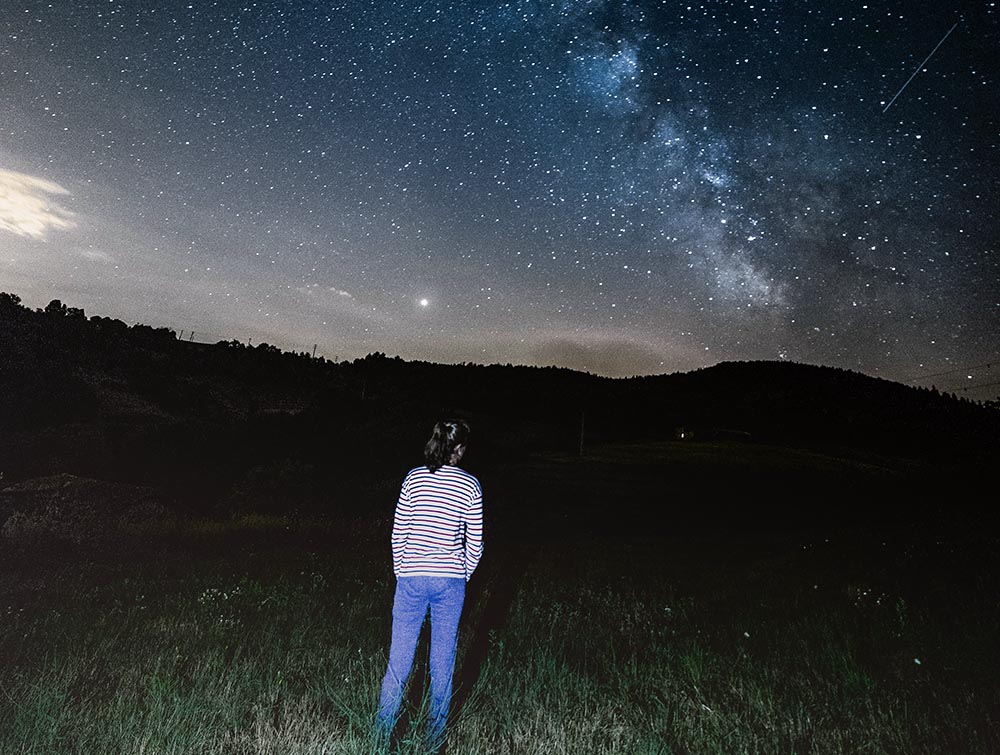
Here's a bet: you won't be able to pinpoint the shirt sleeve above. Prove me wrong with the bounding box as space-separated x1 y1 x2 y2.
391 474 411 577
462 480 484 580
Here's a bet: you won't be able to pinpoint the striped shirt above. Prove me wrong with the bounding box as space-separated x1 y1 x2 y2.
391 465 484 581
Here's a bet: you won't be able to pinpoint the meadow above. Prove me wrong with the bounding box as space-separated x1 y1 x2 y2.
1 442 997 754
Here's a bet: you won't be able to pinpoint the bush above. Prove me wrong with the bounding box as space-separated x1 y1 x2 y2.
0 474 169 545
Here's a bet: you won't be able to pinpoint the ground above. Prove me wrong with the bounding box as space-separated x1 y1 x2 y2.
1 442 996 754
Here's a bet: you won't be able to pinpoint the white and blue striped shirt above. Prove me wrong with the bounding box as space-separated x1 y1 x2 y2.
391 465 484 580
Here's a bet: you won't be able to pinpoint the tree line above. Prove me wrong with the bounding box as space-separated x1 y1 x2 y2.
2 291 997 515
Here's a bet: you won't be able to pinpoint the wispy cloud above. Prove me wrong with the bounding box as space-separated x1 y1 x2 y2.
530 333 679 377
296 282 354 300
0 169 76 240
78 248 113 262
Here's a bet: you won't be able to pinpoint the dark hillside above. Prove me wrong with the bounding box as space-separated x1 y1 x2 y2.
1 292 997 521
628 361 998 460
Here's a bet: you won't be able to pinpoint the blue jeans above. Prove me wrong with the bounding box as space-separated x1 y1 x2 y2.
377 576 466 750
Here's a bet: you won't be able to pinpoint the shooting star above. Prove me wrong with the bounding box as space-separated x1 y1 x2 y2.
882 20 959 114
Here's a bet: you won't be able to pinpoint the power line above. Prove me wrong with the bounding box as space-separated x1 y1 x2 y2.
953 380 1000 394
904 360 999 383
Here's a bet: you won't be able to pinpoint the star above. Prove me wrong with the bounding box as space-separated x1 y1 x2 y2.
0 0 994 388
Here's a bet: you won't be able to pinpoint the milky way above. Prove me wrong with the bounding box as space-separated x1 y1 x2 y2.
1 1 997 393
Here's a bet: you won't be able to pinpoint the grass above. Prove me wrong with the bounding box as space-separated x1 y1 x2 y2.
2 526 996 754
1 444 997 754
1 525 389 755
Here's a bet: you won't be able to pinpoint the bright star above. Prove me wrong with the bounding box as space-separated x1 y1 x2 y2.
419 298 429 307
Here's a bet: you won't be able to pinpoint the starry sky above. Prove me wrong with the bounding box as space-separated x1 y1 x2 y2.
1 1 997 392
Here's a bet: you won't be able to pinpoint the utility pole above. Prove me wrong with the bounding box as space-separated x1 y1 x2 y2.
579 409 585 457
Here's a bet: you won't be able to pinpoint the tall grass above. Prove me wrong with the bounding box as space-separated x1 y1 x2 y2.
1 518 996 754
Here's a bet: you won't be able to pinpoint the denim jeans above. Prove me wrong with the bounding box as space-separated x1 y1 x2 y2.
377 576 466 751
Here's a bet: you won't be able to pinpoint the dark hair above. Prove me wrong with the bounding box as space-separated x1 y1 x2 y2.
424 419 470 473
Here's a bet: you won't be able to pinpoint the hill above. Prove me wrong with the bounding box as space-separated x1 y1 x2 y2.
1 291 997 523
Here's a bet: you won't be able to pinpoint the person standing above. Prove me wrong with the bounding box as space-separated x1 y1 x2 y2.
376 419 484 752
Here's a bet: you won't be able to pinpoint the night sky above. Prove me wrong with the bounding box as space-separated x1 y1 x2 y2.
2 1 997 391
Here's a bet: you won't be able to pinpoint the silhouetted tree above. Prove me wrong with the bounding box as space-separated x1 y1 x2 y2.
90 316 129 333
1 289 998 505
0 291 23 312
129 323 176 347
44 299 68 317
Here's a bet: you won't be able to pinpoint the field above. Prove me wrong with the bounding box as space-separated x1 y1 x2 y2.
2 442 997 754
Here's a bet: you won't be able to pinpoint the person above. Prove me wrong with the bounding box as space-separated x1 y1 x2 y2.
376 419 484 752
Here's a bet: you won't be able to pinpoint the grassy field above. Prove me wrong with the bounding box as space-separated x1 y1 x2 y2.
1 443 997 754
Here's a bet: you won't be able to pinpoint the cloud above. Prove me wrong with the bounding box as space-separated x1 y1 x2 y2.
0 169 76 240
78 249 113 262
530 334 678 377
296 282 354 301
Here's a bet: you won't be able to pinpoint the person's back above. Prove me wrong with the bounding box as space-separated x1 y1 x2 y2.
392 463 483 580
377 420 484 753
